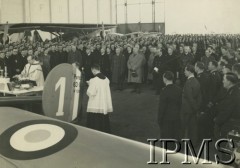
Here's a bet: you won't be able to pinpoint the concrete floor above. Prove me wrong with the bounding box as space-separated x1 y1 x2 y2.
79 84 161 144
77 84 237 166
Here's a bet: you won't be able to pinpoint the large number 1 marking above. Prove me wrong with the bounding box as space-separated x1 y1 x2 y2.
55 77 66 116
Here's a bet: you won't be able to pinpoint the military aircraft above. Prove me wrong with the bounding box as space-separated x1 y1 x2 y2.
0 107 229 168
0 64 231 167
0 23 116 43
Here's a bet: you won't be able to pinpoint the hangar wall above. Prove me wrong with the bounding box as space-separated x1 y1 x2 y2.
117 23 165 34
0 0 116 24
0 0 24 23
0 0 240 34
116 0 165 24
165 0 240 34
115 0 165 34
116 0 240 34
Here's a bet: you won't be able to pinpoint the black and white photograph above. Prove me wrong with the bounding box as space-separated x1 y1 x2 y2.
0 0 240 167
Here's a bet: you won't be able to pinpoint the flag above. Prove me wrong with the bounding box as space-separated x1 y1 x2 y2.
3 22 9 45
100 22 105 40
204 25 207 31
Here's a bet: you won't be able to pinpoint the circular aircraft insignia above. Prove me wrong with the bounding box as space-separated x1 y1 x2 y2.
0 120 78 160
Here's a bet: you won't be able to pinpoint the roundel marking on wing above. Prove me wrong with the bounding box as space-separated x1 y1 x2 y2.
0 120 78 160
10 124 65 152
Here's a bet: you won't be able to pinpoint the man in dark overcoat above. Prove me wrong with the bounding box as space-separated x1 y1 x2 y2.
158 71 182 148
181 64 202 145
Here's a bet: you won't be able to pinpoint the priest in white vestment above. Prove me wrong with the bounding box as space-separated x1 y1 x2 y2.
19 55 44 87
86 64 113 133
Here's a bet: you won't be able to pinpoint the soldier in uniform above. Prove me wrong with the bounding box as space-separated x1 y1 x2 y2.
195 61 212 141
83 48 94 81
142 46 150 83
208 60 222 106
11 48 25 77
220 46 228 61
19 48 28 69
77 42 85 57
68 45 82 66
180 64 201 145
98 48 111 80
208 45 219 61
195 62 210 111
179 46 194 86
226 49 237 66
147 47 157 84
158 71 182 149
214 72 240 138
4 51 13 78
111 47 126 90
42 50 51 79
201 49 215 70
232 63 240 87
49 45 58 70
191 42 202 64
152 49 164 94
166 46 179 76
0 51 6 71
58 45 68 64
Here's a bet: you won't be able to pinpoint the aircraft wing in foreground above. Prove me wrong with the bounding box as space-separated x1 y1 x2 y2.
0 107 227 168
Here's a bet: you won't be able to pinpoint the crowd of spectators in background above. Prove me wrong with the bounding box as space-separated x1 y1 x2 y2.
1 33 240 144
0 34 240 87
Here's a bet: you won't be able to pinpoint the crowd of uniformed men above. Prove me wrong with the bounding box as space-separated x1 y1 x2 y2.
1 34 240 144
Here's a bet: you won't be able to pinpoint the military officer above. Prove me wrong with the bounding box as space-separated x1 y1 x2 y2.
152 49 164 94
232 63 240 85
208 60 222 105
214 72 240 138
195 61 213 141
180 64 202 145
158 71 182 147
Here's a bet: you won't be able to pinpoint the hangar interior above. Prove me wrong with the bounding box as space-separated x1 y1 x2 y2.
1 0 240 34
0 0 240 167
